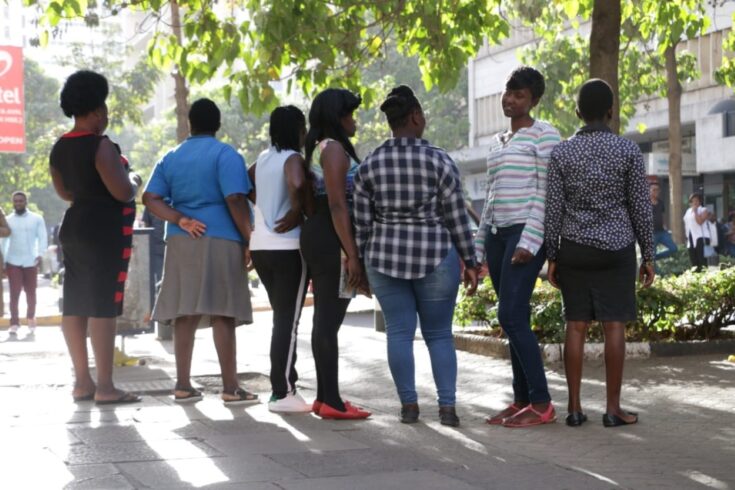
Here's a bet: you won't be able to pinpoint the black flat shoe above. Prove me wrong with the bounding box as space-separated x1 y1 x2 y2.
400 403 419 424
439 406 460 427
565 412 587 427
602 411 638 427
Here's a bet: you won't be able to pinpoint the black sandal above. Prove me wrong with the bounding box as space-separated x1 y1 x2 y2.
602 411 638 427
222 388 259 406
174 387 203 404
565 411 587 427
95 391 142 406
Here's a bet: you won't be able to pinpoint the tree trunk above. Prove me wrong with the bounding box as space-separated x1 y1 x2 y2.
170 0 189 143
589 0 621 134
665 44 684 243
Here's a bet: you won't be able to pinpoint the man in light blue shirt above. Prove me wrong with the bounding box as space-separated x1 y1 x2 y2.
2 192 47 336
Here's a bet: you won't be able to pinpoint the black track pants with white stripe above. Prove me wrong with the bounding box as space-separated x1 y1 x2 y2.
252 249 309 398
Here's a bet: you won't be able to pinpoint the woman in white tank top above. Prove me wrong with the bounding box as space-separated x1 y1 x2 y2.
248 106 313 412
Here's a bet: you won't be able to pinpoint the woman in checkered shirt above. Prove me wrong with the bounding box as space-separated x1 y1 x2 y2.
354 85 479 427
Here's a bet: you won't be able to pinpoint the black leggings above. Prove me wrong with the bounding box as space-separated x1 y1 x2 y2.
300 202 351 410
688 236 707 272
251 250 309 398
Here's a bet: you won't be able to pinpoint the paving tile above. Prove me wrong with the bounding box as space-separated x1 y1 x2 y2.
59 438 222 465
70 420 213 444
205 429 368 455
116 455 302 488
265 447 461 478
278 470 480 490
63 464 135 489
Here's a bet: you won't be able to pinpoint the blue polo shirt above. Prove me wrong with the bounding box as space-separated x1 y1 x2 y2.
145 135 251 243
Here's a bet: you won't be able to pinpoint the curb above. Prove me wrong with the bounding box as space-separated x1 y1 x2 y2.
0 315 63 328
453 331 735 361
0 297 318 326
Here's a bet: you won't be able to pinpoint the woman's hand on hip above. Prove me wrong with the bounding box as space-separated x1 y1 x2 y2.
547 261 560 289
274 209 303 233
178 217 206 238
510 247 533 265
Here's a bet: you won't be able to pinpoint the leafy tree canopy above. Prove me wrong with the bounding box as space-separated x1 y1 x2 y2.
507 0 707 136
24 0 508 113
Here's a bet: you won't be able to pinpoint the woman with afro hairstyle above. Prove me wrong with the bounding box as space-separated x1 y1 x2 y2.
49 70 142 404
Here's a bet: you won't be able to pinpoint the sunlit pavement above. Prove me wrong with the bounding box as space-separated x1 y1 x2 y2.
1 304 734 489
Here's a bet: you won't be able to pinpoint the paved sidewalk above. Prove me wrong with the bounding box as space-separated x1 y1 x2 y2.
0 308 734 489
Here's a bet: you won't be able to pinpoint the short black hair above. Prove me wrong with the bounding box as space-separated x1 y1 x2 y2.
505 66 545 99
270 105 306 152
577 79 614 121
60 70 109 118
189 98 221 134
12 191 26 200
379 85 422 129
689 193 703 204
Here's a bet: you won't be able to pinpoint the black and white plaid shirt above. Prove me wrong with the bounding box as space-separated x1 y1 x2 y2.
353 137 477 280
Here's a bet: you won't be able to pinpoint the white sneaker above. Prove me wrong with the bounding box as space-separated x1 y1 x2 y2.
27 319 36 336
8 324 19 336
268 392 313 413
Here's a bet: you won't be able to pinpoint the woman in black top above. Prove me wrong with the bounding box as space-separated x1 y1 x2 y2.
49 71 142 405
545 79 654 427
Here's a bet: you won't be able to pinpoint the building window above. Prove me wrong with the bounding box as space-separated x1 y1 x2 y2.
725 111 735 137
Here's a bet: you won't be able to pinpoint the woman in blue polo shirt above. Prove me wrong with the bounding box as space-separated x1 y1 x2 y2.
143 98 257 406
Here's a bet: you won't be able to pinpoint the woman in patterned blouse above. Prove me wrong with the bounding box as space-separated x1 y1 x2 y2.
476 67 561 428
544 79 655 428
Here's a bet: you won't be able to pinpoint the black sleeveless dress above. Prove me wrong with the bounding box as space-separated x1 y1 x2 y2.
49 132 135 317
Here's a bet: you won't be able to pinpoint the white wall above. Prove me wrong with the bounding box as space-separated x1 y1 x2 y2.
697 113 735 173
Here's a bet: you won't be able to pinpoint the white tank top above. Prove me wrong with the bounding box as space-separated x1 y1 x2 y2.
250 147 301 251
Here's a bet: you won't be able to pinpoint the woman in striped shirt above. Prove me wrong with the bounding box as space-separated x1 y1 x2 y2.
476 66 561 428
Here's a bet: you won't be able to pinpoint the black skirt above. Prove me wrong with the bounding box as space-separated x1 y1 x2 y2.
556 239 637 322
59 200 135 318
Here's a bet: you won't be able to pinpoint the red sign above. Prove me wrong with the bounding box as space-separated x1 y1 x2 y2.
0 46 25 153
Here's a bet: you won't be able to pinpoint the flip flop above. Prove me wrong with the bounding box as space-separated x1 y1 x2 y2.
174 387 203 404
503 403 556 428
602 411 638 427
73 392 95 402
95 392 142 406
486 403 523 425
222 388 259 406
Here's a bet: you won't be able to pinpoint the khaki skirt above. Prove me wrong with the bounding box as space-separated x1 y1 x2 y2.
152 235 253 327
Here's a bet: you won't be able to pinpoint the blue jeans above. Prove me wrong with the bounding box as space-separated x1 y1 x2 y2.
485 225 550 404
653 230 678 261
366 248 461 407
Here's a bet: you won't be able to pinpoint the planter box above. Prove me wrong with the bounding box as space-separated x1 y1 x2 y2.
453 328 735 361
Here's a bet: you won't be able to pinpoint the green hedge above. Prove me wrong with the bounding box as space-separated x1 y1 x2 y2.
656 248 735 277
454 266 735 343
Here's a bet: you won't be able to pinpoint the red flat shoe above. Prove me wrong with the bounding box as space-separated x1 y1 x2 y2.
318 402 371 420
312 400 323 414
486 403 523 425
503 403 556 428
